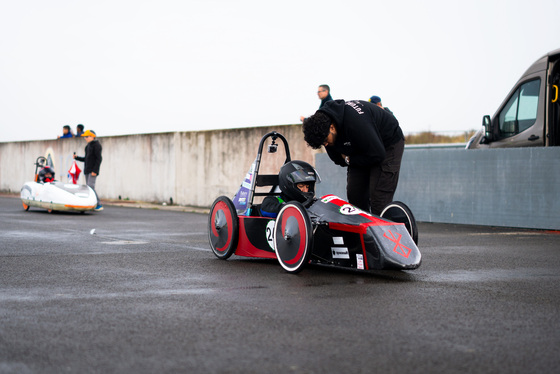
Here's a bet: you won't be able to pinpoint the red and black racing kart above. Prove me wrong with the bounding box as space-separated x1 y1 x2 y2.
208 132 421 273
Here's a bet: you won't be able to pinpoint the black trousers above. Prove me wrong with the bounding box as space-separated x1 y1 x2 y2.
346 138 405 215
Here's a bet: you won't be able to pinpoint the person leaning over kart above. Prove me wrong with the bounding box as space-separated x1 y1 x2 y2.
302 99 405 215
38 166 55 183
260 160 320 218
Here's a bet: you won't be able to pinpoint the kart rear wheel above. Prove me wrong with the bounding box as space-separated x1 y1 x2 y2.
274 202 312 273
208 196 239 259
380 201 418 245
22 202 30 211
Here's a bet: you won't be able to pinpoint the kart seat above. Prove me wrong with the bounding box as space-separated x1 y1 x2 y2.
253 174 280 197
251 173 280 217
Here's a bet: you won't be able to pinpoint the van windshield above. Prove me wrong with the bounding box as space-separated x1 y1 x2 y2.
499 79 541 137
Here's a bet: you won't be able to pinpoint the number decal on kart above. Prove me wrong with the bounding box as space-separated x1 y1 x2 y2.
339 204 366 215
266 220 275 249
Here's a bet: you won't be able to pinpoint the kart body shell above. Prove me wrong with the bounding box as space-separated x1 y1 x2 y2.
208 132 421 273
20 156 97 213
21 181 97 212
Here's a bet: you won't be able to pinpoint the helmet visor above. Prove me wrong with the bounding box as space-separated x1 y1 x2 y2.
287 169 320 184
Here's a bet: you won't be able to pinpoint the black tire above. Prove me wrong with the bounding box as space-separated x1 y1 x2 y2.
274 202 312 273
208 196 239 259
380 201 419 245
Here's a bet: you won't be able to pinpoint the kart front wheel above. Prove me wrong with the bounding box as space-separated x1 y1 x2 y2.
22 202 30 211
208 196 239 259
380 201 418 245
274 202 312 273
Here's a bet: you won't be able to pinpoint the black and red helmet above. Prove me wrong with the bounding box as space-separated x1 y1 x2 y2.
278 161 320 204
38 166 55 183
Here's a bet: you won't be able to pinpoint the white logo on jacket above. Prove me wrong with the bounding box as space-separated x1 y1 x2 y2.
345 100 364 115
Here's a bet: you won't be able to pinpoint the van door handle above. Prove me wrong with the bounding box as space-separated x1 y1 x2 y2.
528 135 540 141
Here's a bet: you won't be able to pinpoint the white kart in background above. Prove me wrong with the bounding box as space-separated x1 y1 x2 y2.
20 156 97 213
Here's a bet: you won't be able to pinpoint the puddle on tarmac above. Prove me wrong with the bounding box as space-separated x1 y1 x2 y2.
101 240 149 245
425 268 557 283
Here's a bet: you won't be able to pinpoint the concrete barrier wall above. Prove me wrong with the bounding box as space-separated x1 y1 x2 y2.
0 125 320 207
4 128 558 230
315 147 560 230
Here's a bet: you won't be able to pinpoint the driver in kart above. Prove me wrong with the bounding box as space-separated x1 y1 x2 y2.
260 160 319 218
38 166 55 183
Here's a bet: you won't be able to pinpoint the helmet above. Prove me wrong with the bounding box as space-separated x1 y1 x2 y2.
39 166 55 183
278 161 320 204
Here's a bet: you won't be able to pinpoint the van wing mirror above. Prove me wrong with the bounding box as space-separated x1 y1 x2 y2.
483 115 493 142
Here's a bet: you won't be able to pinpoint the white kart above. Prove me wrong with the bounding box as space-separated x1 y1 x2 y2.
20 157 97 213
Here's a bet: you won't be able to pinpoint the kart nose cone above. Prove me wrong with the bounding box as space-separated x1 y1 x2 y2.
367 225 421 270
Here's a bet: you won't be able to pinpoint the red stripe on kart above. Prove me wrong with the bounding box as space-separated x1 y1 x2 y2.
328 222 368 234
360 234 369 270
235 218 276 259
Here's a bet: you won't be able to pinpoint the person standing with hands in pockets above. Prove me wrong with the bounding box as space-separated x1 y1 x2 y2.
74 130 103 211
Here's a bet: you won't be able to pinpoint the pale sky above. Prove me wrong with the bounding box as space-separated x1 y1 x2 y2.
1 0 559 142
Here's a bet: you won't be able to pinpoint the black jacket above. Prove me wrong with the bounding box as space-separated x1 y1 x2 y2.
319 99 404 167
319 94 333 109
76 140 102 175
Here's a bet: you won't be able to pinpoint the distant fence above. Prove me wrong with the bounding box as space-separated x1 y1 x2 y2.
315 146 560 230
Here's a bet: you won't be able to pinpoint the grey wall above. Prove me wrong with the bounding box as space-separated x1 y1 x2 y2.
4 128 558 230
315 146 560 230
0 125 320 207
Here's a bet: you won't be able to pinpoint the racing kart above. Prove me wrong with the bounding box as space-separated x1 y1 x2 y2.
20 156 97 213
208 132 421 273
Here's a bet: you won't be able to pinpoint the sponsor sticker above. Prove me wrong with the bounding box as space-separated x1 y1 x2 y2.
332 236 344 245
331 247 350 259
356 254 364 269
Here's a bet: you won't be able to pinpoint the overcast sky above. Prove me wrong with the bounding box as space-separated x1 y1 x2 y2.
1 0 559 142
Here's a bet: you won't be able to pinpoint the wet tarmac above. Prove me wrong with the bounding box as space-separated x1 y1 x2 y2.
1 196 559 373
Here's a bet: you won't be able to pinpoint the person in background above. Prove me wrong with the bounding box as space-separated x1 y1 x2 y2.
73 130 103 211
76 124 84 137
300 84 333 122
38 166 55 183
369 95 394 116
302 99 404 215
57 125 74 139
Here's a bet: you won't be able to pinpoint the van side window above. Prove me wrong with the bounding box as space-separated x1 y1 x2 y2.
498 79 541 138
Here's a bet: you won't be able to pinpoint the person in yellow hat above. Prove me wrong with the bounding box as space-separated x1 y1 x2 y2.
73 130 103 211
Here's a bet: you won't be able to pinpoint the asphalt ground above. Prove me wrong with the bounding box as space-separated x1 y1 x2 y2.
1 195 559 374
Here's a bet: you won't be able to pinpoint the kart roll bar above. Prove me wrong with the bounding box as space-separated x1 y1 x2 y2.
255 131 291 170
241 132 291 215
34 156 47 182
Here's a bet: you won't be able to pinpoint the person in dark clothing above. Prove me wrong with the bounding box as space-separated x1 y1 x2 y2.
76 124 84 137
302 99 405 215
317 84 333 109
369 95 394 116
260 160 319 218
73 129 103 211
58 125 74 139
300 84 333 122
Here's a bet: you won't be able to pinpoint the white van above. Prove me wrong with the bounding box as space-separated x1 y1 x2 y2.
467 48 560 149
